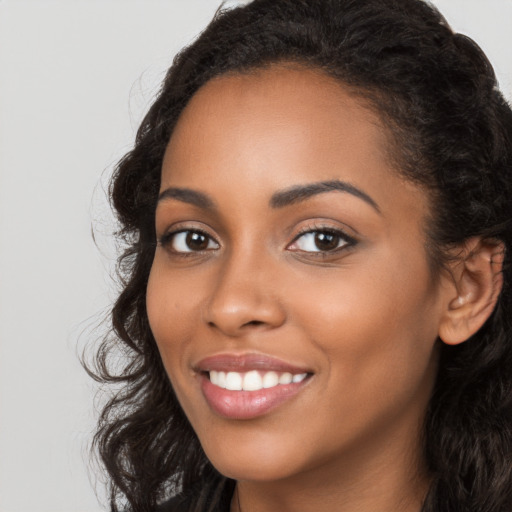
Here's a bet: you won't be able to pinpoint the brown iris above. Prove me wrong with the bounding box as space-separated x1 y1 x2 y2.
186 231 210 251
314 232 340 251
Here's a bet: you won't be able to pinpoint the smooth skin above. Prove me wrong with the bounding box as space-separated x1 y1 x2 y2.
146 65 503 512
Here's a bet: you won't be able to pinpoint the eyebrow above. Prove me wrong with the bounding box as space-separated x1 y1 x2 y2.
158 179 380 213
270 180 380 213
158 187 216 210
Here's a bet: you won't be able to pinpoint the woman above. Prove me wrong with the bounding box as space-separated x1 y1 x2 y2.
90 0 512 511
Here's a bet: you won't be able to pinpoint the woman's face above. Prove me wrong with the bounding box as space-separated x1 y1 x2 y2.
147 66 448 484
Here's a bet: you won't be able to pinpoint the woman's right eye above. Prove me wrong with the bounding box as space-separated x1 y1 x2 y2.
160 230 220 253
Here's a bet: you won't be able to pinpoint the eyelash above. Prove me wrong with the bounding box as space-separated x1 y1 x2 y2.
158 224 356 257
158 228 219 256
288 224 357 256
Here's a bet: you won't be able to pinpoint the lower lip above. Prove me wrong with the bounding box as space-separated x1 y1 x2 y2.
200 374 309 420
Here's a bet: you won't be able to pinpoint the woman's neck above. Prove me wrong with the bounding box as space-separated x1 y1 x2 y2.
230 419 430 512
233 468 428 512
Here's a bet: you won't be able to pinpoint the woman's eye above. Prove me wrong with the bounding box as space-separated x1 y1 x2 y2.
162 230 219 253
289 230 352 253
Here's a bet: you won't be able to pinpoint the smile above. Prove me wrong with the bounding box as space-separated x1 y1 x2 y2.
195 354 312 419
209 370 309 391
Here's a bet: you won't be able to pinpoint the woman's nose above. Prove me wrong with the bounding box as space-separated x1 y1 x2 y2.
202 252 286 337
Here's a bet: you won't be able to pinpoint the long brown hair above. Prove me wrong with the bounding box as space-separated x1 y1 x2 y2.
88 1 512 510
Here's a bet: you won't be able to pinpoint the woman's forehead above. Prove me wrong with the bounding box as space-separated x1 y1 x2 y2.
164 67 387 179
173 65 380 135
160 65 425 218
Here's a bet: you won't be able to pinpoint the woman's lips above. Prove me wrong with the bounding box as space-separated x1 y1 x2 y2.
195 353 311 373
195 354 312 420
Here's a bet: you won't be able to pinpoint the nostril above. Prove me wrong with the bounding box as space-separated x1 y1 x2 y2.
204 298 286 335
207 318 267 333
243 320 265 327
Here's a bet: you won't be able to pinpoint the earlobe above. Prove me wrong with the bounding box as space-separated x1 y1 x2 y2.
439 237 505 346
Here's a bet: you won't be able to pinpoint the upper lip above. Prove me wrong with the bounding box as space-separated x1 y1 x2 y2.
194 353 312 374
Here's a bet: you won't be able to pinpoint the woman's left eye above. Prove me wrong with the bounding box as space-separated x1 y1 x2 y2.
288 230 353 253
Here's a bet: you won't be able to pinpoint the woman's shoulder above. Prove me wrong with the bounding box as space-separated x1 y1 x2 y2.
156 478 235 512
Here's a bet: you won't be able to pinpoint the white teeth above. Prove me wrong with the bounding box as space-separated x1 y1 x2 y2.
210 370 226 388
279 372 293 385
209 370 308 390
242 370 263 391
225 372 243 390
262 371 279 388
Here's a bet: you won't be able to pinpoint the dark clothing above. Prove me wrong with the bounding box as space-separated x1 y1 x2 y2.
157 479 235 512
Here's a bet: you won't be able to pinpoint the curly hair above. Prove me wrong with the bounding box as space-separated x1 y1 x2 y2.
88 1 512 510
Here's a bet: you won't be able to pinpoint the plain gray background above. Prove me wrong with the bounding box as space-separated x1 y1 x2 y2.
0 1 511 511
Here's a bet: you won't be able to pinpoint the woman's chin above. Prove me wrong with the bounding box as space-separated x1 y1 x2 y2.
202 441 306 483
210 459 296 483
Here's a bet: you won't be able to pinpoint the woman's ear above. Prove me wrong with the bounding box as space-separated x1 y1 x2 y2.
438 237 505 346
